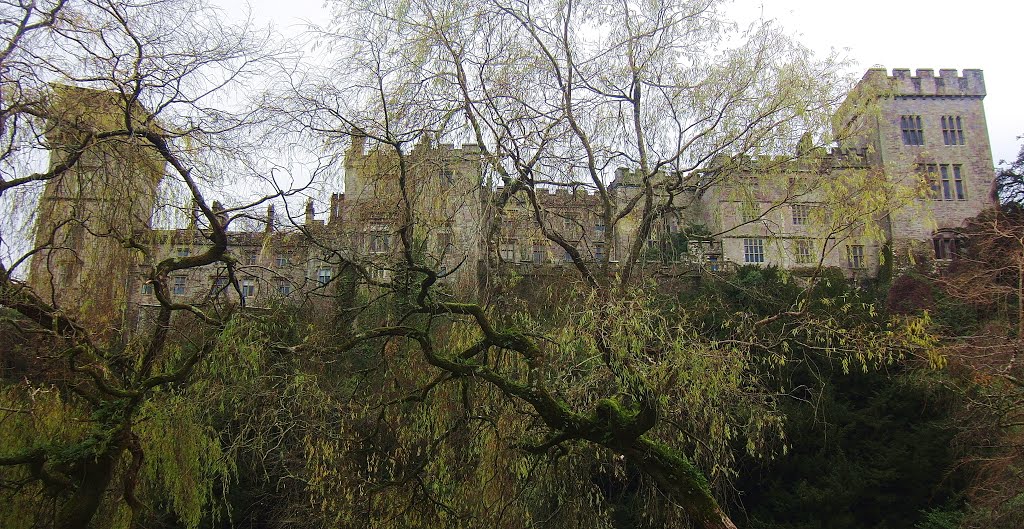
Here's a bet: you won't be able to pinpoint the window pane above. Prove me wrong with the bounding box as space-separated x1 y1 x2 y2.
533 243 545 264
173 276 186 295
953 165 965 199
848 245 865 269
941 165 952 200
743 238 764 263
902 115 925 146
795 240 812 264
792 204 809 225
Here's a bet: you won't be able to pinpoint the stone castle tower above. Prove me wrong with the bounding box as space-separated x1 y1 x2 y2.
839 68 996 262
337 134 486 290
28 85 165 334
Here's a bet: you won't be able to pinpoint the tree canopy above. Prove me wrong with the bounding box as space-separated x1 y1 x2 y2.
0 0 1013 528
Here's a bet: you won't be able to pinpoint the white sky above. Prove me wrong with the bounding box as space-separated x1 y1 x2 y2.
738 0 1023 165
217 0 1024 165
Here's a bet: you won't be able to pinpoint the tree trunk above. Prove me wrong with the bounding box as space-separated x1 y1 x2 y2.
621 437 738 529
56 444 124 529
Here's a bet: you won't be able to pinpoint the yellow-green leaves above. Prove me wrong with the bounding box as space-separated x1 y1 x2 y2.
137 395 233 529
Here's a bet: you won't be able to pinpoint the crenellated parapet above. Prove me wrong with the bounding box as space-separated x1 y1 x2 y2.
861 67 986 98
432 142 485 159
823 147 870 169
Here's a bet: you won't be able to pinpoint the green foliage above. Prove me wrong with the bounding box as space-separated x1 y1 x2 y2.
558 286 786 486
136 394 233 529
0 308 305 529
685 265 940 373
643 225 713 264
915 507 965 529
0 385 90 529
736 370 963 529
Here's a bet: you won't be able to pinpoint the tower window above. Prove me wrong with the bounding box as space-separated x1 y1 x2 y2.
939 165 966 200
941 115 965 145
919 164 966 200
317 268 332 285
933 232 961 260
901 115 924 146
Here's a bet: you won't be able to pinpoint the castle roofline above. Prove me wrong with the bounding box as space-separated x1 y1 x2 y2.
859 67 986 98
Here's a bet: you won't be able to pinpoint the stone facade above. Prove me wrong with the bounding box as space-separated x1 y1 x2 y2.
28 68 999 313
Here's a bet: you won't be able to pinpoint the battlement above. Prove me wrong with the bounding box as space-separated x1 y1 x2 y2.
861 67 985 97
544 187 596 197
348 135 486 162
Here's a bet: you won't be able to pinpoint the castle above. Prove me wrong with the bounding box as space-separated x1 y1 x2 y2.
27 68 997 325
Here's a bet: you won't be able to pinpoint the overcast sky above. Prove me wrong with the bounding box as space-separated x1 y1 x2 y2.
217 0 1023 165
